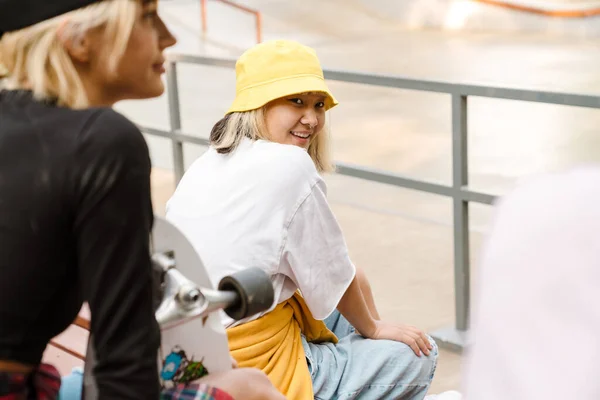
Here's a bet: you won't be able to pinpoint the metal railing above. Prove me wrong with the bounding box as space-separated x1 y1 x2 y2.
139 52 600 351
474 0 600 18
200 0 263 44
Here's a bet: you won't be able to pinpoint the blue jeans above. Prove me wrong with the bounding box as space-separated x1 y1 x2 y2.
59 367 84 399
302 311 438 399
60 314 439 399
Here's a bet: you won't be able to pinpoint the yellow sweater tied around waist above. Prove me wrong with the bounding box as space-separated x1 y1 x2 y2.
227 292 338 399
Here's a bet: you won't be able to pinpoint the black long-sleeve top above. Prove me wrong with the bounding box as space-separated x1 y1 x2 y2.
0 90 161 399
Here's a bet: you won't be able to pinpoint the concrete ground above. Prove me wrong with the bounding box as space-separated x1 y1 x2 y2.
44 0 600 395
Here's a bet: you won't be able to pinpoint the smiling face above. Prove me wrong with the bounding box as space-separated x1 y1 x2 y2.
263 92 327 149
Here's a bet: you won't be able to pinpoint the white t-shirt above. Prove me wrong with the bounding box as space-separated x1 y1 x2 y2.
165 138 356 327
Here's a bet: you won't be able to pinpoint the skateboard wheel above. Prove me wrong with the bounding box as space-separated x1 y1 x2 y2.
218 268 274 321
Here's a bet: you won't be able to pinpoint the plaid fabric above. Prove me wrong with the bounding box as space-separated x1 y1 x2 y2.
161 383 234 400
0 364 61 400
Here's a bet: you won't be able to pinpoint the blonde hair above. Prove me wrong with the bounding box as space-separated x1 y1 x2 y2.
210 108 334 174
0 0 138 108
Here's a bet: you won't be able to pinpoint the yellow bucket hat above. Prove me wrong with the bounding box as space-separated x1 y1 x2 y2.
226 39 338 114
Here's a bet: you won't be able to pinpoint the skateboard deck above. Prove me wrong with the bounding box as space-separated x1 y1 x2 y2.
152 216 233 390
82 216 274 399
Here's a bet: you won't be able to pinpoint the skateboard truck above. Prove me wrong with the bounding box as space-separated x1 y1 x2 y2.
152 251 275 329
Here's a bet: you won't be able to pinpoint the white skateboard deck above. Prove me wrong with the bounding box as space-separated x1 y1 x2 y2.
152 216 232 389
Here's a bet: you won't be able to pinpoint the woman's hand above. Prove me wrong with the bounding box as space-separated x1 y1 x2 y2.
367 321 433 357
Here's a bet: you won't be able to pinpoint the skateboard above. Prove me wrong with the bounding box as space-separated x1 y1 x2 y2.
82 216 275 398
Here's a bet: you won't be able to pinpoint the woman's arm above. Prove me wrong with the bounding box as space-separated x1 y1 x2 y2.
337 268 432 356
337 276 433 357
355 266 381 320
336 275 378 337
73 110 160 399
281 174 432 357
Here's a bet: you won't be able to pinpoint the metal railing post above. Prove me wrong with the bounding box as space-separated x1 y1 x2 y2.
200 0 208 36
452 94 470 332
256 12 262 43
430 94 470 351
166 61 185 185
200 0 262 44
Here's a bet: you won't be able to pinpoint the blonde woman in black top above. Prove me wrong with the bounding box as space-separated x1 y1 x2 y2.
0 1 284 399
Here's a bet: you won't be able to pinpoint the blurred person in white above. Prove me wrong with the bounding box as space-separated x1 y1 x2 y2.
462 166 600 399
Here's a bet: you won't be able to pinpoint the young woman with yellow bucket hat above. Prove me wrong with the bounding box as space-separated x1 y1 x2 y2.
166 39 439 399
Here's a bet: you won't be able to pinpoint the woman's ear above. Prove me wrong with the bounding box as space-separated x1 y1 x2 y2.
59 28 93 64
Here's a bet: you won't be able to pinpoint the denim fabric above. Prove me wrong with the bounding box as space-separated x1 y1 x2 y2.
302 311 438 399
58 367 83 400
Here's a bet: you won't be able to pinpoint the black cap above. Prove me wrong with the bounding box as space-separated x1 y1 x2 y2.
0 0 103 38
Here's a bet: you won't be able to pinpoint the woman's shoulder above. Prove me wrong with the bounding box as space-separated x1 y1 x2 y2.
46 107 150 170
216 139 323 204
1 91 146 157
58 107 150 170
250 140 319 180
76 107 145 148
241 141 321 194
